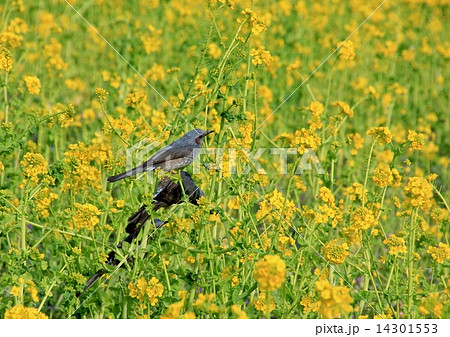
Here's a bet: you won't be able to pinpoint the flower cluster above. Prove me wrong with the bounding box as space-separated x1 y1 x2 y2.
383 235 407 258
128 277 164 306
427 243 450 264
253 254 286 292
254 292 275 313
256 189 296 222
20 152 53 186
0 45 13 72
403 177 434 211
250 45 274 68
315 280 353 318
69 203 101 231
367 127 393 145
23 75 41 95
4 305 48 319
322 240 350 264
408 130 425 151
241 8 266 35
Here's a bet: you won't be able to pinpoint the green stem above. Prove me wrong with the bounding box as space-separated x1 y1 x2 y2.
362 138 378 207
3 72 9 123
407 208 418 318
21 191 29 251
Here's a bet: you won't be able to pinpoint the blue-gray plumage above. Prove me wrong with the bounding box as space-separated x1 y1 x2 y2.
107 129 214 182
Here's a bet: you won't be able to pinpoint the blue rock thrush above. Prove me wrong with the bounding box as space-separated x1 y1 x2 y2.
107 129 214 182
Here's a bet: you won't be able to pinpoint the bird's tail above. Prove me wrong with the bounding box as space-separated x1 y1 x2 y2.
76 269 105 298
107 164 153 182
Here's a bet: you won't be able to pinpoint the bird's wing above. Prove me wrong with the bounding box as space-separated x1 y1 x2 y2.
148 145 194 166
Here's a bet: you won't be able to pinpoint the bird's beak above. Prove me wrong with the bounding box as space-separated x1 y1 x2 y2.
203 130 214 136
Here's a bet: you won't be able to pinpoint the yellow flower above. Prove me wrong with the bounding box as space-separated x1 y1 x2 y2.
141 33 162 55
306 101 324 130
338 40 355 61
125 91 147 108
333 101 354 118
42 38 67 73
128 277 164 306
69 203 101 231
50 103 76 128
20 152 51 186
315 280 353 318
183 312 196 319
318 187 335 205
167 217 191 236
34 187 58 218
322 239 350 264
350 207 377 230
95 88 109 100
369 85 380 99
253 254 286 291
116 199 125 208
208 43 222 59
300 296 320 314
227 197 240 210
383 235 407 257
0 45 13 72
161 291 187 319
7 17 28 35
5 305 48 319
72 246 82 255
427 243 450 264
250 45 274 67
23 76 41 95
346 182 367 201
404 177 433 211
307 101 324 115
71 272 87 285
418 293 443 318
408 130 425 151
98 252 108 264
144 63 166 81
371 167 394 188
241 8 266 35
347 133 364 156
256 189 296 222
0 31 23 49
367 127 392 145
63 142 102 191
254 292 275 313
10 285 21 297
231 305 248 319
294 129 321 154
193 293 213 307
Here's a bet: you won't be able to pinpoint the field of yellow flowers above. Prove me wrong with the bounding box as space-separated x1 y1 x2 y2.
0 0 449 319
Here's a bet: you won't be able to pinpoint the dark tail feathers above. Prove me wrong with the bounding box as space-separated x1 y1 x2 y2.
107 164 153 182
76 269 105 298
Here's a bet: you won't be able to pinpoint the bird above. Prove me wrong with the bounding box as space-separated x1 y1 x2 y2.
107 129 214 182
77 171 205 297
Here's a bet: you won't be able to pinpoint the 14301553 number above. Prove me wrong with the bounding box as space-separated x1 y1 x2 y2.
376 324 438 334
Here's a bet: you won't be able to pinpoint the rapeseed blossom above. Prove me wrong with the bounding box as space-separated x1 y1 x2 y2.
253 255 286 292
128 277 164 306
315 280 353 318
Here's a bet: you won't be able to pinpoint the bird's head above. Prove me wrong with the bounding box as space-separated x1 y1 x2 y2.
194 129 214 145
